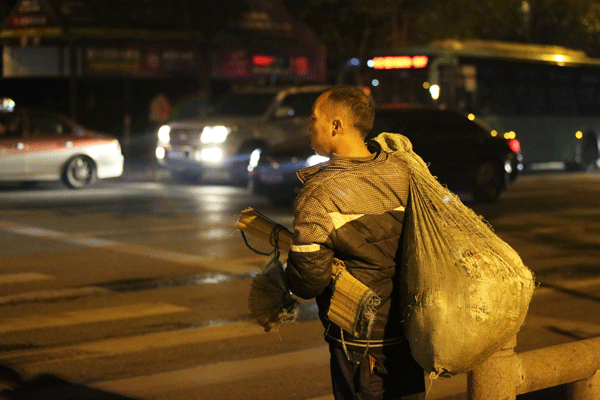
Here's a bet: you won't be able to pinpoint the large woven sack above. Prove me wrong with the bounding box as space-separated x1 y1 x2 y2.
374 132 535 378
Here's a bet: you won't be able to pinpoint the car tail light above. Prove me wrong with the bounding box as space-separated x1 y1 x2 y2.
507 139 521 153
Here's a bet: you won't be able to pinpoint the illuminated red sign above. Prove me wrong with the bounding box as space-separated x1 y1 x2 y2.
251 55 309 75
216 50 322 81
252 55 275 66
372 55 429 69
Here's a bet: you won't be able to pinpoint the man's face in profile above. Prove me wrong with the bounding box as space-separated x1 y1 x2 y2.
308 92 335 157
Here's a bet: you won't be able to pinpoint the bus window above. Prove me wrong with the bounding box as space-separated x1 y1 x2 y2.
365 68 431 107
547 85 577 115
514 84 548 115
576 85 600 115
480 81 517 115
576 72 600 115
456 65 477 112
475 64 515 115
544 67 575 115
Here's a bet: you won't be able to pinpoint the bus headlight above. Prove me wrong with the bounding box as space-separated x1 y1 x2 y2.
155 146 166 160
201 126 231 144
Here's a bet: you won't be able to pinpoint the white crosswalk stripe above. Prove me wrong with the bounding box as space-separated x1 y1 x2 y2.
0 302 189 333
0 268 327 398
0 272 111 305
0 220 268 274
1 270 598 400
93 346 330 397
0 321 263 366
0 272 54 284
0 286 109 306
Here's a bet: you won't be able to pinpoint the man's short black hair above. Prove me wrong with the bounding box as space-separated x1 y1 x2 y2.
325 85 374 138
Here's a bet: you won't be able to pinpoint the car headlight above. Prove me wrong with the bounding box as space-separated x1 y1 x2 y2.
158 125 171 143
307 154 329 166
248 149 261 171
201 125 231 144
201 147 223 162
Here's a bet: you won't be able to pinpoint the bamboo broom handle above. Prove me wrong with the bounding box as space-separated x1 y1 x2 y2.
236 208 344 276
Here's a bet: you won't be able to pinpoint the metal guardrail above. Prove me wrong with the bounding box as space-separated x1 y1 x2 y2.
467 335 600 399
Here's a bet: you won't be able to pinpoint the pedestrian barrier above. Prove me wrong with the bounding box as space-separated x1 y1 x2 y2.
468 335 600 399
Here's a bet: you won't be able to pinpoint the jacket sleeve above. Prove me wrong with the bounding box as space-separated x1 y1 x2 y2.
285 193 334 299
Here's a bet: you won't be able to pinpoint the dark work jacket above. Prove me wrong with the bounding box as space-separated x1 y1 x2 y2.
285 140 410 349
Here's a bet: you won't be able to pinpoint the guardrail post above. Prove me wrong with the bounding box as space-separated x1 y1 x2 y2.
467 335 518 400
566 369 600 400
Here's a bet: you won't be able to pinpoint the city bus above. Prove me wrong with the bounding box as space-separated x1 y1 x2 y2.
354 39 600 171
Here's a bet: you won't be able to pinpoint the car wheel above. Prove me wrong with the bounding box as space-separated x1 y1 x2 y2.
62 156 97 189
580 133 599 171
473 161 503 204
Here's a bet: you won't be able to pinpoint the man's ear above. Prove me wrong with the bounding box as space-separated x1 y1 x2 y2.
332 119 341 134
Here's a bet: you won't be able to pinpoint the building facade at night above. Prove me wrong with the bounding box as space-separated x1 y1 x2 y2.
0 0 325 137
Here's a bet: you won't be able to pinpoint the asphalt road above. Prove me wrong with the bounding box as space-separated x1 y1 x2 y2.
0 170 599 399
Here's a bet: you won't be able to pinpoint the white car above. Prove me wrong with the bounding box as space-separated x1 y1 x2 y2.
0 99 124 188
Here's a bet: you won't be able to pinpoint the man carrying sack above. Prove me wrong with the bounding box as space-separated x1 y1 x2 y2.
284 86 425 400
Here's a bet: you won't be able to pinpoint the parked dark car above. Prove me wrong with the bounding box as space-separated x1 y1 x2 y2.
251 107 523 205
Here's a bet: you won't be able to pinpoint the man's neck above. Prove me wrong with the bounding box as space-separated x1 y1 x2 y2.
334 142 372 158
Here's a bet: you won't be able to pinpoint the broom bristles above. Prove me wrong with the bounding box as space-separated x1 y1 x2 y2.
248 258 299 332
238 208 378 335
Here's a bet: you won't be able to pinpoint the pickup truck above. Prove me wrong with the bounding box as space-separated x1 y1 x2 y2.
155 85 328 185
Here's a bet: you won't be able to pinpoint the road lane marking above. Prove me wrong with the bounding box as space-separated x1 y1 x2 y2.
0 220 267 274
92 346 330 397
68 223 214 237
0 320 263 366
0 302 189 333
68 224 237 242
94 345 467 400
0 286 109 306
0 272 54 284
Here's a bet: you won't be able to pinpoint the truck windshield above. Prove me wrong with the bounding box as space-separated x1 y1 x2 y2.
211 92 275 116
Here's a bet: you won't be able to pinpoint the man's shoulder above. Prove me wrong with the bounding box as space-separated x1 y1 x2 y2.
295 170 331 203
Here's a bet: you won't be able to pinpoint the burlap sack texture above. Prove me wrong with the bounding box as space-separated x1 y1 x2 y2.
374 132 535 378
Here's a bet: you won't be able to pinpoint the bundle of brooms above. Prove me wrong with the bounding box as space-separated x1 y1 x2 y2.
237 208 380 337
